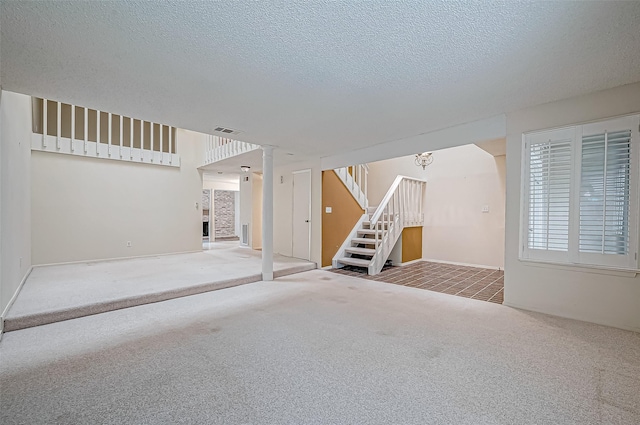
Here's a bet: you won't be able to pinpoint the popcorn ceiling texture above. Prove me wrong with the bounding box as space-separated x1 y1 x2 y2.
1 2 639 157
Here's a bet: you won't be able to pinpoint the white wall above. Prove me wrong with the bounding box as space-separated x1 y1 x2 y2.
251 173 263 250
505 81 640 332
31 129 204 264
274 159 322 267
367 145 506 268
239 172 253 245
0 91 32 316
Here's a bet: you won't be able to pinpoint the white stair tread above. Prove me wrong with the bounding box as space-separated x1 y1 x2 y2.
351 237 379 245
345 247 376 255
357 229 380 235
338 257 371 267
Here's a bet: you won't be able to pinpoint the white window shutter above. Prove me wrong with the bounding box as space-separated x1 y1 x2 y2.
523 128 575 262
522 115 639 270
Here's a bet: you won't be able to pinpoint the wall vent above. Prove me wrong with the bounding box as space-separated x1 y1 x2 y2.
241 224 249 245
213 126 241 135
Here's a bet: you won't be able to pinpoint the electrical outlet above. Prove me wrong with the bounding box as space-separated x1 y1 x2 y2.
482 205 490 213
126 241 132 247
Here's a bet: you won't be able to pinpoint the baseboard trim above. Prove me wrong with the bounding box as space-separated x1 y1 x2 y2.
1 266 34 340
392 258 423 267
421 258 501 270
32 250 203 268
502 301 640 334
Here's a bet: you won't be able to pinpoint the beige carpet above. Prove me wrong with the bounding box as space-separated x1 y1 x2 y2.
1 270 639 424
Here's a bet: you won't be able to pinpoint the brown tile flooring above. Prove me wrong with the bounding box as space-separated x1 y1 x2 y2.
331 261 504 304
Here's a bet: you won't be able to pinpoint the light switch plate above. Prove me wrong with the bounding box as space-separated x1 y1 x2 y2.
482 205 490 213
326 207 332 213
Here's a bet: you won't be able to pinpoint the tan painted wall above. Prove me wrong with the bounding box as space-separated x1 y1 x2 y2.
322 170 364 267
505 81 640 332
367 144 506 268
401 227 422 263
31 129 204 264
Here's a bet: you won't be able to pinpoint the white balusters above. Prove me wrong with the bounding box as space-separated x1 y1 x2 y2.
42 99 48 147
96 110 101 156
108 112 112 156
31 98 179 167
56 101 61 150
159 124 163 163
130 118 134 160
119 115 123 158
84 107 88 153
140 120 144 161
150 122 154 162
71 105 75 152
169 127 173 164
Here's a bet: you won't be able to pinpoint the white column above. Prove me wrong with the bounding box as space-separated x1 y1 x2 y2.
262 145 274 281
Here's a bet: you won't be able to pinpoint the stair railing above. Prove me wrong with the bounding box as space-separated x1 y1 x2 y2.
333 163 369 209
368 175 426 274
203 135 260 165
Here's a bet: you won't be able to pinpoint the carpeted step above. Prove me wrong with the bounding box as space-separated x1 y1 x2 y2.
3 262 317 332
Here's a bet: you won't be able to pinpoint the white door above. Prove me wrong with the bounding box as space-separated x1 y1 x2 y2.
292 169 311 260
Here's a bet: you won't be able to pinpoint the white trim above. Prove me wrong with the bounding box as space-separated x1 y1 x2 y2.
291 169 312 261
1 266 34 338
420 258 501 270
520 113 640 270
32 250 203 268
392 258 423 267
503 301 640 334
32 134 181 167
518 258 638 277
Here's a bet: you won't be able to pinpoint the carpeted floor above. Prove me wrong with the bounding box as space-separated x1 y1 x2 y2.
5 241 314 331
1 270 639 424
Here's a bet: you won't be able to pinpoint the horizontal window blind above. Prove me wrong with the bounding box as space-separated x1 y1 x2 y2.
528 139 572 251
579 130 631 255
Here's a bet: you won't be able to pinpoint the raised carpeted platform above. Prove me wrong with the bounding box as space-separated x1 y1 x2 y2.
3 244 315 332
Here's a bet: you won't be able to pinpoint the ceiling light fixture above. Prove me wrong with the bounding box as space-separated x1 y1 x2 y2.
240 166 251 172
415 152 433 170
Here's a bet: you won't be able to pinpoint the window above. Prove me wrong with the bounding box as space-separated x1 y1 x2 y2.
521 115 640 270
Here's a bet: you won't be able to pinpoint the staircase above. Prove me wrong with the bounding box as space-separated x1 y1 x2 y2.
334 164 369 209
333 175 426 275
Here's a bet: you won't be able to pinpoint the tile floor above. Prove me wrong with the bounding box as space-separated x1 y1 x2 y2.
331 261 504 304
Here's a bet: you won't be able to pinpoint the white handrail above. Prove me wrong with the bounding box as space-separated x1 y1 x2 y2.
333 163 369 209
368 176 426 275
202 135 260 166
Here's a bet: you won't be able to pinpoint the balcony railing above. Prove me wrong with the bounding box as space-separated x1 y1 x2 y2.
31 98 180 167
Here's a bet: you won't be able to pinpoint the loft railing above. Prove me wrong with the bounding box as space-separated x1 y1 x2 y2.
31 97 180 167
203 135 260 165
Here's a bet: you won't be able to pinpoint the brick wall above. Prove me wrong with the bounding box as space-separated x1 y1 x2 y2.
214 190 236 238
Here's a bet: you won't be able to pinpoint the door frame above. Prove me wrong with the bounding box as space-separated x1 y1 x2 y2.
292 169 312 261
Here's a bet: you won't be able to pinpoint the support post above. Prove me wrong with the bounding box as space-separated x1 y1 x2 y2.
262 145 274 281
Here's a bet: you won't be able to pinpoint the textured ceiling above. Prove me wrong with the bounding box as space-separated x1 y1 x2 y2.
2 1 640 159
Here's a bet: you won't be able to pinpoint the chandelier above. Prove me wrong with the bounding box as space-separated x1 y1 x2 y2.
414 152 433 170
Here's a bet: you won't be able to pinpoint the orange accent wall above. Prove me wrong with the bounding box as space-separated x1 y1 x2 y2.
322 171 364 267
402 227 422 263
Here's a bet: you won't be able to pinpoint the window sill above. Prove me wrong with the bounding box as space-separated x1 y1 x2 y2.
517 258 639 278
